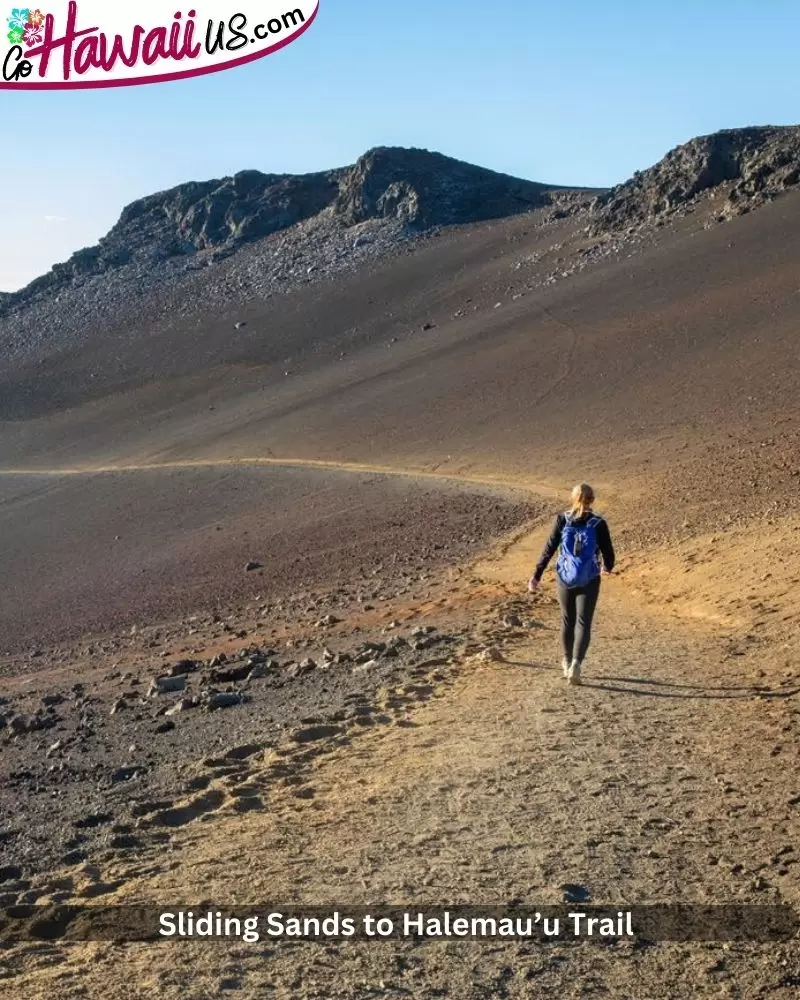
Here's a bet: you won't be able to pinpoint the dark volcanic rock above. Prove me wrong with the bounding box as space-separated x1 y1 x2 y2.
590 125 800 234
334 146 552 228
209 663 252 684
116 168 340 251
0 147 563 337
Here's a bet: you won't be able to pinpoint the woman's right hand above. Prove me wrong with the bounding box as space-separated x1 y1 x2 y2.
527 576 539 593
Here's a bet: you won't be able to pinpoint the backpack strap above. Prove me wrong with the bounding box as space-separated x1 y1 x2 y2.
565 511 600 527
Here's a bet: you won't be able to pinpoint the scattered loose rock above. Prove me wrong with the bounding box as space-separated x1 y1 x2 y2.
148 676 187 697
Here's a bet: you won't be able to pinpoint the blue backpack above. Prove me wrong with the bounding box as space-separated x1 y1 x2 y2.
557 512 601 587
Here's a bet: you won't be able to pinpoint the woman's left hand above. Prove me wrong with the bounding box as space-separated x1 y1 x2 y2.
527 576 539 592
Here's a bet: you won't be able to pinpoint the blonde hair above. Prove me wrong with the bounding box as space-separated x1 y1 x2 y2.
570 483 595 518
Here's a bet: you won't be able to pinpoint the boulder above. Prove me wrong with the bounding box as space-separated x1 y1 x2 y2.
165 698 198 716
203 692 244 711
148 676 187 697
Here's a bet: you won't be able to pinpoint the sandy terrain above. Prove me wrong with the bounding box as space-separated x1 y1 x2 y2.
0 465 531 658
2 499 799 998
1 184 799 997
2 196 797 511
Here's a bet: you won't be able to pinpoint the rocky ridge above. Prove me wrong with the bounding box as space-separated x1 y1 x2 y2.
5 128 800 371
590 125 800 233
513 125 800 293
0 147 562 320
0 146 584 368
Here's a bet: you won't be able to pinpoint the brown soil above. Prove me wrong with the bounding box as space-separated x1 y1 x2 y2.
3 503 799 998
0 465 532 658
2 190 800 997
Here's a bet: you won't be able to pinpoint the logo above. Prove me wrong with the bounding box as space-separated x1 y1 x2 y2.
2 1 319 88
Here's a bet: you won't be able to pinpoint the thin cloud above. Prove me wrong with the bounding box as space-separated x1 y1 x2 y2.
43 215 69 223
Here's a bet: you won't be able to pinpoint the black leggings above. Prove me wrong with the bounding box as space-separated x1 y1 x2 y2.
556 576 601 663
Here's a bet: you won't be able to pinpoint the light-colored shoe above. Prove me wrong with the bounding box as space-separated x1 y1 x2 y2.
568 660 582 686
562 657 570 679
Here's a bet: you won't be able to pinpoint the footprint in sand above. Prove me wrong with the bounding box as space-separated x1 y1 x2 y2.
79 879 126 899
142 788 228 829
292 723 345 743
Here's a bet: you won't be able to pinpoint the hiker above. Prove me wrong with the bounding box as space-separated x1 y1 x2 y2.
527 483 615 686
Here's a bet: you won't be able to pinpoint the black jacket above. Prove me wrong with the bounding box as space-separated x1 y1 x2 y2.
533 510 615 583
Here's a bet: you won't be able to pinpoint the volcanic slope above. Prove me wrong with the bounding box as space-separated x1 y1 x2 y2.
2 132 800 999
2 177 798 528
0 132 799 667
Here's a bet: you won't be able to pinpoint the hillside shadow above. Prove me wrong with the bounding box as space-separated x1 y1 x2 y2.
596 675 759 692
504 660 798 700
582 680 799 701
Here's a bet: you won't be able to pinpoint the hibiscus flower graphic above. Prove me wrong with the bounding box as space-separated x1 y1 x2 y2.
7 8 30 31
23 21 41 45
7 25 24 44
27 7 44 26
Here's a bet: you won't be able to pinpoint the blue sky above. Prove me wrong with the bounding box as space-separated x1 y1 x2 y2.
2 0 800 291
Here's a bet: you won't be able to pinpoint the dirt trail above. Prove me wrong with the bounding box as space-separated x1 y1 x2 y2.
0 455 569 502
8 517 800 999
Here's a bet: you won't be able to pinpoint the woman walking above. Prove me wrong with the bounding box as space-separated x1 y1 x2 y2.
528 484 615 685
